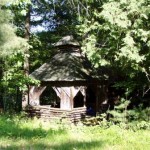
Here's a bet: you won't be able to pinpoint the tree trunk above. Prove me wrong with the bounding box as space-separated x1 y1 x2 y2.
24 5 30 75
22 5 31 108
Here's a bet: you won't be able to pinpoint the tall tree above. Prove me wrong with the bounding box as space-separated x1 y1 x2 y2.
24 4 30 76
11 0 81 72
75 0 150 97
23 3 31 107
0 0 25 57
0 0 28 110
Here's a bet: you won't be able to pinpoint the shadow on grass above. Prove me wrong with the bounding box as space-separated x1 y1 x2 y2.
0 115 65 139
0 140 104 150
0 115 104 150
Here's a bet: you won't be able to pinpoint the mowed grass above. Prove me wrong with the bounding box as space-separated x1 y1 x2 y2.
0 114 150 150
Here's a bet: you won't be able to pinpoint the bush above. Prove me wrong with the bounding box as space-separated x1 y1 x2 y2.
83 99 150 130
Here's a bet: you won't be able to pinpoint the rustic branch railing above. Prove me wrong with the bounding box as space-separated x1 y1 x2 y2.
26 105 87 122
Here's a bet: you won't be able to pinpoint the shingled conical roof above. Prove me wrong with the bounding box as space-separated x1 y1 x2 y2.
30 36 96 81
30 50 94 81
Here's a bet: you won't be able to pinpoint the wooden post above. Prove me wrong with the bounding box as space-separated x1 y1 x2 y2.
70 87 74 110
29 86 46 106
60 87 72 110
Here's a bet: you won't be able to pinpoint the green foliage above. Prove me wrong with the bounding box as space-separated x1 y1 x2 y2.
1 0 149 112
83 113 110 127
0 114 150 149
128 107 150 122
107 99 150 130
0 113 66 147
0 0 30 111
108 98 130 123
29 33 58 71
77 0 150 93
0 0 27 57
1 52 39 111
83 99 150 131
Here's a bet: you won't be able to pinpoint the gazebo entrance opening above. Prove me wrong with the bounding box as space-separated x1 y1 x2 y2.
86 86 96 116
37 84 98 113
40 85 60 108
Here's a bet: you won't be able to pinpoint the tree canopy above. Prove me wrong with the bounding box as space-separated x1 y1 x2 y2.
0 0 27 57
78 0 150 94
0 0 150 111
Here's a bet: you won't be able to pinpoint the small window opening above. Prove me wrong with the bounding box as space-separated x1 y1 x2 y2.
73 91 84 108
40 86 60 108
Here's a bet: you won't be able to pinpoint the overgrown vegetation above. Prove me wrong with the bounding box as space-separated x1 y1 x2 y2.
0 0 149 112
0 1 150 149
0 113 150 150
83 100 150 131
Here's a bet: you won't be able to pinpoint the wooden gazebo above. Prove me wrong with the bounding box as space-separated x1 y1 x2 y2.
25 36 108 121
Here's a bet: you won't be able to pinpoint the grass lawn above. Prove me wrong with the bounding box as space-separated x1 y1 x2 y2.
0 114 150 150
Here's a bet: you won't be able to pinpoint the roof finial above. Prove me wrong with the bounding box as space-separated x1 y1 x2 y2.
54 35 80 47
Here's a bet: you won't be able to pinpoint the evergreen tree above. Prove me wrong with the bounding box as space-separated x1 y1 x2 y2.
0 0 26 57
0 0 28 111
